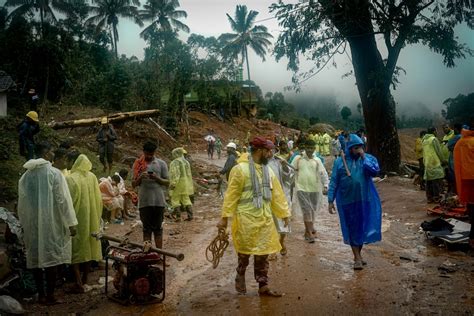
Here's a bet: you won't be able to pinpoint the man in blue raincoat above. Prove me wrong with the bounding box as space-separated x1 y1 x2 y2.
328 134 382 270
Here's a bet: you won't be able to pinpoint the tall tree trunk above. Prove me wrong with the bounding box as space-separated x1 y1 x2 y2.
244 45 252 119
348 34 401 173
112 23 118 58
39 4 44 39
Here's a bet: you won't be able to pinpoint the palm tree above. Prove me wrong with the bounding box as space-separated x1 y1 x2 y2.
87 0 143 58
138 0 189 40
220 5 273 86
5 0 72 37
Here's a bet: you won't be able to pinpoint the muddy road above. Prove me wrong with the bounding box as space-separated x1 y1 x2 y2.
29 153 474 315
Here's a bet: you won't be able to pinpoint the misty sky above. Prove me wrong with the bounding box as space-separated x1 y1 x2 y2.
115 0 474 112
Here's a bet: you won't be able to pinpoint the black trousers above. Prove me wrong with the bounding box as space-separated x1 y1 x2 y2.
426 179 443 202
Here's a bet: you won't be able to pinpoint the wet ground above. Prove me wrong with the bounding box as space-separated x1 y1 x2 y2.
25 153 474 315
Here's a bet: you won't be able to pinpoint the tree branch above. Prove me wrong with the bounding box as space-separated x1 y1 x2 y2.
295 41 346 85
385 0 435 90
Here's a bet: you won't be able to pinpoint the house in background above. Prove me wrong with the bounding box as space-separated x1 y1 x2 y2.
0 71 15 117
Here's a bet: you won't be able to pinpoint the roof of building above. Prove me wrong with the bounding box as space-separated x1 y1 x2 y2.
0 71 15 93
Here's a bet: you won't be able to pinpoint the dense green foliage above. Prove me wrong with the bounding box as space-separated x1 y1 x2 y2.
443 92 474 124
0 1 265 132
340 106 352 121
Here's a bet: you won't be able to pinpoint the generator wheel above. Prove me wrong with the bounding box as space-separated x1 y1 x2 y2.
129 295 136 305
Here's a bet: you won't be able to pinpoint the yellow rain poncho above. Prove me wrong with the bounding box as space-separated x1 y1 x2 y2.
18 159 78 269
222 155 291 255
169 148 194 207
422 134 446 181
310 134 320 154
321 133 331 156
66 154 102 264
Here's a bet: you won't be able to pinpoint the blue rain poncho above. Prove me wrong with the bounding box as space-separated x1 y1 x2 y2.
328 134 382 246
18 159 78 269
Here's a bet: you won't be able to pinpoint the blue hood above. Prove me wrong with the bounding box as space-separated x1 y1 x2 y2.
345 134 365 156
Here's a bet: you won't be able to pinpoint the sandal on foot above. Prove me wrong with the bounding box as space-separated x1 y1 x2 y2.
353 261 364 270
258 286 282 297
235 274 246 294
304 235 315 243
280 247 287 256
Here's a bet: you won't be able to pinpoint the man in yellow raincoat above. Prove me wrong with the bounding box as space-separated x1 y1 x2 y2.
217 137 290 297
442 124 455 144
312 133 320 154
321 132 331 156
422 127 447 203
66 154 103 293
169 147 195 221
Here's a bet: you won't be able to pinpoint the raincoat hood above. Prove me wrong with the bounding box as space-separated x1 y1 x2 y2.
23 158 50 170
172 147 185 159
346 134 364 149
71 154 92 173
345 134 365 156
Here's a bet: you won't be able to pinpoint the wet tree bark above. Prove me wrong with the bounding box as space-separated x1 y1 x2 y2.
321 0 402 172
347 34 401 173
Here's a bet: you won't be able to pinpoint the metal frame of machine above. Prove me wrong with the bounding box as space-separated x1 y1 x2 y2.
92 233 184 305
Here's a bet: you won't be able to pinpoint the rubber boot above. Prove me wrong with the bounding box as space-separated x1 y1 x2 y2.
185 206 193 221
173 207 181 222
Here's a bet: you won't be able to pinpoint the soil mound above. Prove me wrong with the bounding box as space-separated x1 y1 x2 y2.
308 123 336 135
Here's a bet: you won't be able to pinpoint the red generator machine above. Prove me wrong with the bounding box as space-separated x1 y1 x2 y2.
92 233 184 305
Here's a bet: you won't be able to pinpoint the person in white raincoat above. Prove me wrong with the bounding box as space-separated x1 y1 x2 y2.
291 139 329 243
18 141 78 305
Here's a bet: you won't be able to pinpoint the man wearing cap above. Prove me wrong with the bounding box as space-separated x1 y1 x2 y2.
220 142 238 181
96 117 118 175
217 137 290 297
18 111 40 160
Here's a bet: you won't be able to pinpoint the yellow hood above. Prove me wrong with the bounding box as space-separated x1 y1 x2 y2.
172 147 185 159
71 154 92 173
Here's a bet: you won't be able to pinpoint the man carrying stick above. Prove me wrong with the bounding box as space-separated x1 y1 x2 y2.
217 137 290 297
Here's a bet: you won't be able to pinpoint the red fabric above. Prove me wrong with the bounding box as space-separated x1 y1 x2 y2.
133 155 148 180
454 129 474 204
250 136 274 150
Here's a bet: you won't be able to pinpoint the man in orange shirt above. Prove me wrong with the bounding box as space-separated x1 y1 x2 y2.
453 117 474 248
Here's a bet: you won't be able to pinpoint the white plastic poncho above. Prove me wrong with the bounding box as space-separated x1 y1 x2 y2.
18 159 78 269
291 152 329 221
